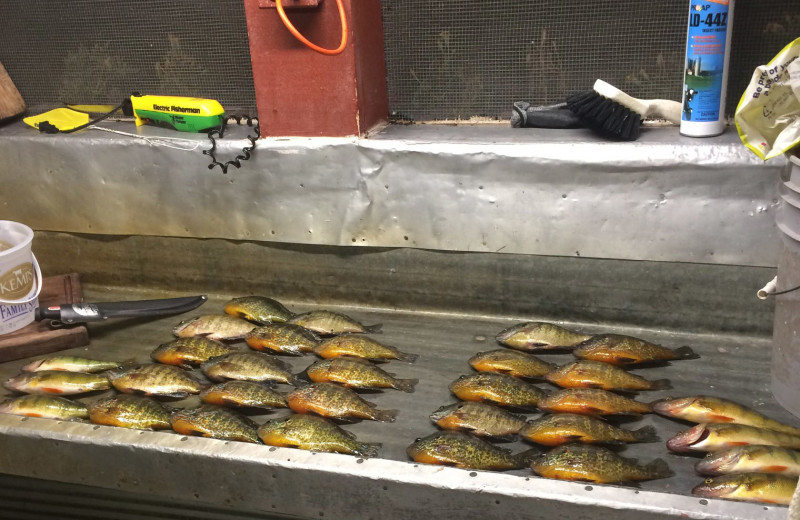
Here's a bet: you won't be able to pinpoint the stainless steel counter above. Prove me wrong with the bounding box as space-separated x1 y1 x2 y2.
0 287 789 520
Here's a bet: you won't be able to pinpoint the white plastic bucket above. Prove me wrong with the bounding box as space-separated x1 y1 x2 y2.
0 221 42 335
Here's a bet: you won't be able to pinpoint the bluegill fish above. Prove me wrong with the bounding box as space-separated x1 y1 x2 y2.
4 371 110 395
696 445 800 476
537 388 652 416
171 406 260 443
258 414 381 457
468 349 554 379
693 473 798 505
545 360 670 391
653 396 800 436
21 356 120 373
407 431 539 470
530 444 672 483
173 314 256 340
306 358 418 392
200 381 288 409
314 335 417 363
573 334 698 366
0 395 88 420
224 296 295 324
496 322 592 351
151 337 237 368
245 323 320 356
449 373 547 409
88 394 171 430
667 423 800 452
289 310 382 335
430 402 527 438
201 352 300 385
519 413 658 446
287 382 398 422
108 364 204 398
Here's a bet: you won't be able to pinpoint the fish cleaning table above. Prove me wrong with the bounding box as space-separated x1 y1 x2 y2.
0 288 790 520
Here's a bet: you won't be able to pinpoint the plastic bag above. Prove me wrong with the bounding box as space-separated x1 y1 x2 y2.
735 37 800 160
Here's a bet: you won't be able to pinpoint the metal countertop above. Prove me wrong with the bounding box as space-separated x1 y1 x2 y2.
0 288 790 520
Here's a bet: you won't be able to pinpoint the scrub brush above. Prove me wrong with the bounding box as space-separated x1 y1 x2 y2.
566 79 681 141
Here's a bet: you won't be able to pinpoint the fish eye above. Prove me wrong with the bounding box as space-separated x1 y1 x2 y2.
414 437 422 442
457 375 466 380
705 453 713 458
704 478 713 484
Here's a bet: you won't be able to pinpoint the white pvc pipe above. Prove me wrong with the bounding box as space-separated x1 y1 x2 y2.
757 276 778 300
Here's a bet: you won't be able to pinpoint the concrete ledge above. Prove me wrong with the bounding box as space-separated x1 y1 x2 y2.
0 120 784 266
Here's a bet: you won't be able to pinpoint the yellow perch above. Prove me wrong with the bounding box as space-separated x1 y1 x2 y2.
667 423 800 453
21 356 120 373
693 473 798 505
696 445 800 476
3 371 110 395
653 396 800 436
0 395 88 420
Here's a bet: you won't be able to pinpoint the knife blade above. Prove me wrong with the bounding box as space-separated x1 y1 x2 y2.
34 295 208 325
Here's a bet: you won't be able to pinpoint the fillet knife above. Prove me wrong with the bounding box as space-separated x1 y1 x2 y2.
34 295 208 325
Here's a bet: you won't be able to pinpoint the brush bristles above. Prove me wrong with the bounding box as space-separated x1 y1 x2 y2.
566 91 642 141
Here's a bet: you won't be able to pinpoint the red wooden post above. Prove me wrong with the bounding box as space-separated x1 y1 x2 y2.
243 0 388 137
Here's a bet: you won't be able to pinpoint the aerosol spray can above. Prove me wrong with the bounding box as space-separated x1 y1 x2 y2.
680 0 734 137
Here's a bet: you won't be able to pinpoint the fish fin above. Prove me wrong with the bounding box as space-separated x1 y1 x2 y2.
615 357 638 365
762 465 789 472
708 414 735 423
394 378 419 393
363 324 383 334
728 441 750 446
358 442 382 458
372 409 398 423
675 346 699 360
632 425 660 443
395 352 419 364
514 448 542 468
648 379 672 390
24 412 43 418
41 388 64 394
288 375 305 387
644 458 673 479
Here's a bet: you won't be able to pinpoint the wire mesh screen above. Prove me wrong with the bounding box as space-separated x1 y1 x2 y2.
0 0 256 113
381 0 800 121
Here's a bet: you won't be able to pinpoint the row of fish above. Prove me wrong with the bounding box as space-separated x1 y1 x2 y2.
655 396 800 505
407 322 680 484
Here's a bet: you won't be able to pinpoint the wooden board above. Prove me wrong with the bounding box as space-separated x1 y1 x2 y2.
0 273 89 362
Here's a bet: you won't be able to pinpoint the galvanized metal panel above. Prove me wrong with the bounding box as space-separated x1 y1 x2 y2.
0 290 792 519
0 121 783 267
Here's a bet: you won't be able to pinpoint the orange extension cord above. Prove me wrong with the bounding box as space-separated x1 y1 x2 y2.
275 0 348 55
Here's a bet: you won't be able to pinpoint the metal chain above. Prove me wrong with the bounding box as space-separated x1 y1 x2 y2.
203 115 260 174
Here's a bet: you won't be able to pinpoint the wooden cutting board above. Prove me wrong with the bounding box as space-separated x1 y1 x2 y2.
0 273 89 363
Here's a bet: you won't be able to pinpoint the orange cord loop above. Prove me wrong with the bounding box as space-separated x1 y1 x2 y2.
275 0 348 56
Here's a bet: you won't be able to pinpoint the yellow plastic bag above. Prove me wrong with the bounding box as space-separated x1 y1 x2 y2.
735 37 800 160
23 108 89 132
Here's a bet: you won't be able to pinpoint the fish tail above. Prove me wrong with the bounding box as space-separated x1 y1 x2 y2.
288 375 306 387
372 409 398 423
395 352 419 364
514 448 542 468
394 378 419 393
632 425 660 443
648 379 672 390
644 458 673 479
363 324 383 334
358 442 382 458
675 346 699 360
